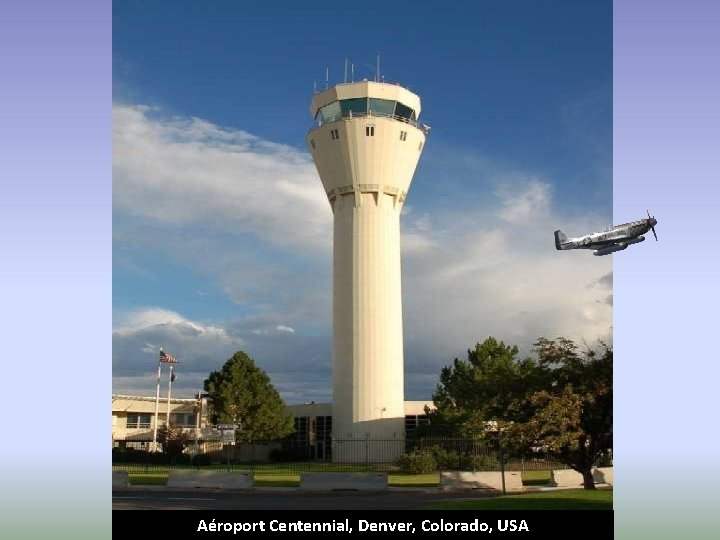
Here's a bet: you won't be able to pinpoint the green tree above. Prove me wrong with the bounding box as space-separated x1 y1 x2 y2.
423 337 547 437
203 351 294 443
425 336 612 489
509 338 613 489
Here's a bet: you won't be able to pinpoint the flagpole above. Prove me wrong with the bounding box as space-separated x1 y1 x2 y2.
151 354 163 452
166 363 174 427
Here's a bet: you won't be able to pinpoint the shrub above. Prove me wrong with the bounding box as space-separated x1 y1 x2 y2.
269 447 311 462
426 446 461 470
465 453 497 471
173 453 192 466
398 449 437 474
192 453 212 466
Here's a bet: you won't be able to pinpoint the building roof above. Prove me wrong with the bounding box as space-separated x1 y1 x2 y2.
112 394 198 414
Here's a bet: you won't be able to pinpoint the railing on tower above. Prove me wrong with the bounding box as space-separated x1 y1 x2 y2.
312 110 431 134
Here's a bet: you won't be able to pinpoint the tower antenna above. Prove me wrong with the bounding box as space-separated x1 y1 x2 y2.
376 54 380 82
325 67 329 89
344 58 348 84
351 63 354 82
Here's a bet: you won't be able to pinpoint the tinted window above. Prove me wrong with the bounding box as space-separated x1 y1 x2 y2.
368 98 395 116
394 102 414 121
319 101 341 122
340 98 367 116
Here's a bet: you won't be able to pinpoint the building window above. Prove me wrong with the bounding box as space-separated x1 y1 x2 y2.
294 416 309 442
340 98 367 117
368 98 396 117
330 129 339 140
126 413 151 429
310 139 316 149
394 102 415 122
366 125 375 136
400 131 407 141
170 413 195 427
404 414 430 439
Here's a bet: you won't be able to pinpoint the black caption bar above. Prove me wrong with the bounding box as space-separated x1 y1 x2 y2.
113 509 613 538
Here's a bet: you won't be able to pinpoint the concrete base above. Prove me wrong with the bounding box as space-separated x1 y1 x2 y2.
551 469 585 488
552 467 614 487
440 471 524 492
300 472 388 491
593 467 613 485
167 470 253 489
112 471 129 487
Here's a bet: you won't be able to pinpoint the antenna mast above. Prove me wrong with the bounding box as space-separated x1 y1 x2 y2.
376 54 380 82
344 58 348 83
325 67 329 89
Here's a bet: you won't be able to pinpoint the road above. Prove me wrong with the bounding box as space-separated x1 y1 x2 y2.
113 488 495 510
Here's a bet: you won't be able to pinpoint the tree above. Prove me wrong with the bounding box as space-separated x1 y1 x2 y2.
509 338 613 489
203 351 294 443
157 423 189 464
425 336 612 489
422 337 547 437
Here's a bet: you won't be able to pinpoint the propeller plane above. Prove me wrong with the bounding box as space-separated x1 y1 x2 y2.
555 211 658 256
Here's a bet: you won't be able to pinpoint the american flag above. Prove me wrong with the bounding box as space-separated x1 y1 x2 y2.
159 349 177 363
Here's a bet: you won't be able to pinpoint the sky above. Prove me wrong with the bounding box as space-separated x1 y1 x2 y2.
112 0 613 403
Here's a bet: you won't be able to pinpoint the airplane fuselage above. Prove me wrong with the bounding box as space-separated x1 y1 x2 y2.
555 216 657 256
570 219 650 248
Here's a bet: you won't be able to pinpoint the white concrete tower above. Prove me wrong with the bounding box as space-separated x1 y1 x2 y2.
307 81 427 452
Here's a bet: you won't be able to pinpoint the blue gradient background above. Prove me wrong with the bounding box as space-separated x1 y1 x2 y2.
0 1 110 538
614 1 720 538
1 0 718 538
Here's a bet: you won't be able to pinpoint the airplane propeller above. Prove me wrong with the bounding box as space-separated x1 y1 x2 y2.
647 210 658 241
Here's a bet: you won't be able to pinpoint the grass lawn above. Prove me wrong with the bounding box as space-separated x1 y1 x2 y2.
522 470 552 485
419 489 613 510
129 473 169 485
389 473 439 487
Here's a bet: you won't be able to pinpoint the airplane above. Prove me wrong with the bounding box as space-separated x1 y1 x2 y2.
555 211 658 256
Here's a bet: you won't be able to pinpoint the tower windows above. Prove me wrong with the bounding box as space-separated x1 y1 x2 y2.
399 131 407 141
316 98 417 125
394 102 415 122
366 126 375 137
330 129 339 140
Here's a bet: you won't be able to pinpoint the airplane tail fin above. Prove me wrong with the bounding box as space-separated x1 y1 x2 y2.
554 230 569 250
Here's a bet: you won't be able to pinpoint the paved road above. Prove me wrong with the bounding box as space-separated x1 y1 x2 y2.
113 488 495 510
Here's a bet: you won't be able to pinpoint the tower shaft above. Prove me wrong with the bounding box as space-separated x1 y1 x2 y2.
332 189 404 439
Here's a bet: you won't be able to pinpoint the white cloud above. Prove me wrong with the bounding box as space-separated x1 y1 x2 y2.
112 104 331 253
112 308 244 376
112 307 331 401
497 179 552 224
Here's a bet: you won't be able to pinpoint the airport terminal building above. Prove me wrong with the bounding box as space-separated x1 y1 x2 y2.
112 394 433 461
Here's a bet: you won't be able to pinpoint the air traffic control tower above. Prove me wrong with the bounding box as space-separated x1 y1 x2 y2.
307 81 428 459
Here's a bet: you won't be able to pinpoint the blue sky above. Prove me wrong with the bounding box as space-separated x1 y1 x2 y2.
113 1 613 403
